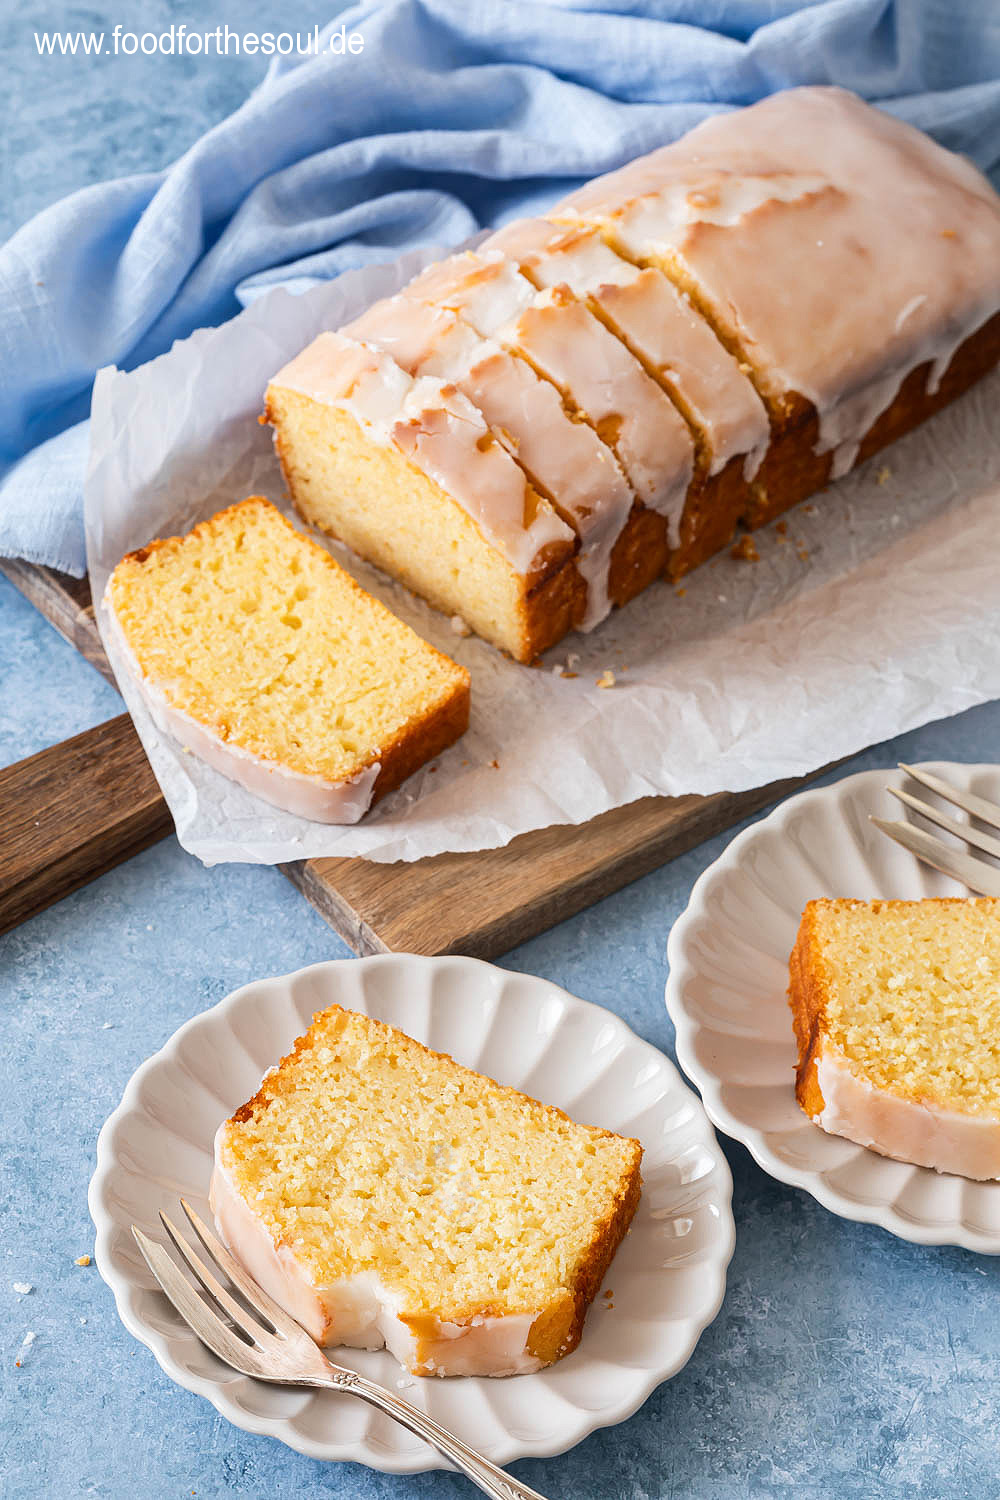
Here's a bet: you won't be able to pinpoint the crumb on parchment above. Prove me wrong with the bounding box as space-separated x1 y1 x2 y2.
596 670 616 689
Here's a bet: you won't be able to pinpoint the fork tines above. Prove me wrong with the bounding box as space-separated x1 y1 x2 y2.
871 763 1000 897
132 1200 309 1381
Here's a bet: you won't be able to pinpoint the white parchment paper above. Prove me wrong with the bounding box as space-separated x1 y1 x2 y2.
85 247 1000 866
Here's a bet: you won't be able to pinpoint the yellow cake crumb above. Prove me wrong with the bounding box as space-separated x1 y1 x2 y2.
791 898 1000 1111
217 1006 642 1371
107 498 469 806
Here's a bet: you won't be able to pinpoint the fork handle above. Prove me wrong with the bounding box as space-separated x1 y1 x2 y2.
312 1369 550 1499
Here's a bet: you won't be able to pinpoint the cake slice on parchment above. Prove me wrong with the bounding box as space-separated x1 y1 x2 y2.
105 497 470 823
790 897 1000 1179
211 1004 642 1376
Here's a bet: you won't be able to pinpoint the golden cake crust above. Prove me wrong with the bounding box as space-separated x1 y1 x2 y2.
746 310 1000 529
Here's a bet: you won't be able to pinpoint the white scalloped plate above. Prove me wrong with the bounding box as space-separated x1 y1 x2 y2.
666 761 1000 1252
89 955 734 1471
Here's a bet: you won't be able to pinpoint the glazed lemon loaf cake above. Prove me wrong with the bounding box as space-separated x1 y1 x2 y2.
790 898 1000 1179
105 498 470 823
268 86 1000 660
211 1004 642 1376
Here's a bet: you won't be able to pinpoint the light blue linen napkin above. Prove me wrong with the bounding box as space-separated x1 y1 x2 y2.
3 0 1000 575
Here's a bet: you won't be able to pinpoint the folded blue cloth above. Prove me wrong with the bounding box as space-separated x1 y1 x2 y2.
3 0 1000 576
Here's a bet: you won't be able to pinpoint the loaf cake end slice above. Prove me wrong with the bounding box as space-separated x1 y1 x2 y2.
790 897 1000 1179
267 332 582 663
211 1004 643 1376
105 497 470 822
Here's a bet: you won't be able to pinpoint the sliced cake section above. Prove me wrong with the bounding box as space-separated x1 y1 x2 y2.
343 294 633 627
266 331 582 662
484 217 769 480
484 216 771 575
553 86 1000 525
401 247 695 594
211 1004 643 1376
105 497 470 823
790 897 1000 1179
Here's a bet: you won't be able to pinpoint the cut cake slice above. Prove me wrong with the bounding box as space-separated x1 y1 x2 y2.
266 332 582 662
105 497 470 823
211 1004 643 1376
790 897 1000 1179
401 247 695 591
483 216 771 576
553 86 1000 528
342 293 634 628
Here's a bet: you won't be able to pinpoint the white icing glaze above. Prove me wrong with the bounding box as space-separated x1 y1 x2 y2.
270 331 573 577
554 87 1000 471
813 1049 1000 1181
485 217 769 477
210 1145 543 1376
404 251 693 541
403 248 536 332
512 284 693 534
103 596 380 824
346 295 634 628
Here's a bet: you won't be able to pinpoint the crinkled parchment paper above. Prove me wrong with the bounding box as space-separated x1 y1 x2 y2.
85 247 1000 865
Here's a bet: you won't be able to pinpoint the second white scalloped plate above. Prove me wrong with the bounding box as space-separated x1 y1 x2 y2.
89 955 734 1470
666 761 1000 1252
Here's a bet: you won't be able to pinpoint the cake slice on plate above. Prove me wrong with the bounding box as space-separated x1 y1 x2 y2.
211 1004 642 1376
790 897 1000 1179
105 497 470 823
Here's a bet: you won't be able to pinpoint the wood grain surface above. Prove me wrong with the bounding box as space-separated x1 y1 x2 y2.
281 772 820 958
2 558 822 954
0 712 173 934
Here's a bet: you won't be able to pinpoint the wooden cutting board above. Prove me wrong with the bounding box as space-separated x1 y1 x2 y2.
1 557 826 954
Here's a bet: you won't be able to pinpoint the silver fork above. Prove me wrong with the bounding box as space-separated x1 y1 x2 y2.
871 763 1000 896
132 1201 549 1500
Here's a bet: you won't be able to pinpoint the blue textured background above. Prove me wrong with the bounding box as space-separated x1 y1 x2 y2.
5 6 1000 1497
